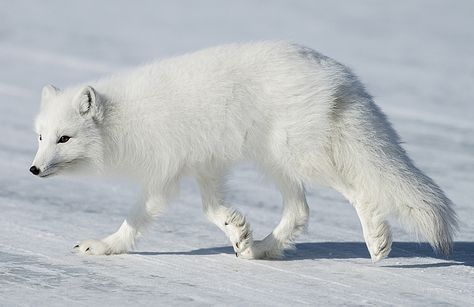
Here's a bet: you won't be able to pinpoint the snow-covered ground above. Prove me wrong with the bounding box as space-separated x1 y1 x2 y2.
1 1 473 306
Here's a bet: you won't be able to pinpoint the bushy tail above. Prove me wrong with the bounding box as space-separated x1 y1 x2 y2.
387 162 458 255
332 96 458 256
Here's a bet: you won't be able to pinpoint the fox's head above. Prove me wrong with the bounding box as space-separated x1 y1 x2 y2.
30 84 105 177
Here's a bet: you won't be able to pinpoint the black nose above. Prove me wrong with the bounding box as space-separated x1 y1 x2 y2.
29 166 40 175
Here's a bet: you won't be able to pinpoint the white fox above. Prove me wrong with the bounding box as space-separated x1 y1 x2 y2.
31 42 457 262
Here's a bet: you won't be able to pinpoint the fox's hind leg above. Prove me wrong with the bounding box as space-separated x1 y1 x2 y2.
339 187 393 262
353 201 392 262
197 168 254 257
242 176 309 259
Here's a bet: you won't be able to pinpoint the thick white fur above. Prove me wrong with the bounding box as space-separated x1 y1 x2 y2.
32 42 457 262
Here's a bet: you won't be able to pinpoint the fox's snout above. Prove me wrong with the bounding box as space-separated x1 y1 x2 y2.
29 165 40 175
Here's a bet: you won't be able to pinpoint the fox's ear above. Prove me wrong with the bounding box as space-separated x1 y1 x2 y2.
41 84 60 109
74 86 104 121
41 84 59 102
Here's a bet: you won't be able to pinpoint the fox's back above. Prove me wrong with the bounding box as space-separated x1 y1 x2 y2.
100 42 357 167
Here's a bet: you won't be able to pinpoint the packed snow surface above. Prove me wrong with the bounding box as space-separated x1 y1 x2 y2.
1 1 473 306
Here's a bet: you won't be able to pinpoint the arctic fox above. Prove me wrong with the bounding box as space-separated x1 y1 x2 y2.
30 42 457 262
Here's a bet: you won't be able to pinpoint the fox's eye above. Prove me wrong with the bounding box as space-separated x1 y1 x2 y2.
39 134 42 141
58 136 71 144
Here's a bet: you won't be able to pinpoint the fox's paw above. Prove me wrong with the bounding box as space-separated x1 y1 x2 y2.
239 237 285 260
365 222 392 263
73 239 113 255
224 209 253 258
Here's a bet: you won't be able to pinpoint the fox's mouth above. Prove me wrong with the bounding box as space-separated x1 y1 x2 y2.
37 158 87 178
38 165 60 178
38 171 58 178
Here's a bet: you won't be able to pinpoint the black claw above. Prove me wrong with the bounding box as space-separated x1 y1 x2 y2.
73 244 79 249
235 242 239 248
224 222 229 226
235 252 238 257
85 247 90 252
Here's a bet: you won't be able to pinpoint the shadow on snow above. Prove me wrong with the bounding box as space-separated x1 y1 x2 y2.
130 241 474 268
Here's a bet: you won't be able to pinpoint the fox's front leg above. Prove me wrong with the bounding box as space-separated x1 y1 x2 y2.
197 170 255 258
74 194 167 255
